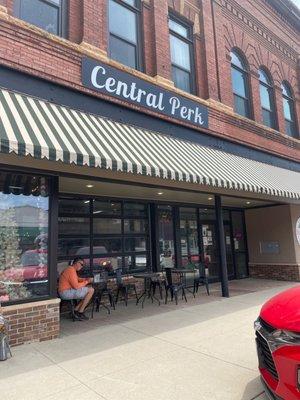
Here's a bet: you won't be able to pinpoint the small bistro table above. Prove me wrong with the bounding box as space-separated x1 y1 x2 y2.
171 268 197 296
133 272 161 308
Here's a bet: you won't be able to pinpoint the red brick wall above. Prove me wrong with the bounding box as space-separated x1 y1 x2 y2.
0 0 298 162
249 264 300 281
2 299 60 347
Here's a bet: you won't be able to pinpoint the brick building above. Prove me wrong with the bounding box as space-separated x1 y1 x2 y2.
0 0 299 346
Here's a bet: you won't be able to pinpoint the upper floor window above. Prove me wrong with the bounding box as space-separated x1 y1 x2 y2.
108 0 141 70
14 0 67 37
230 50 251 118
169 16 194 94
258 69 276 129
281 82 298 138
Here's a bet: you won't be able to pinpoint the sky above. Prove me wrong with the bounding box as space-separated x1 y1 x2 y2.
291 0 300 9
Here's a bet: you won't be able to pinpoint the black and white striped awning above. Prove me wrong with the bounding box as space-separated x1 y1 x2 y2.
0 88 299 200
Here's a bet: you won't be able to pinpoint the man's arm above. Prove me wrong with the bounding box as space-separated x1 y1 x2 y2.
68 269 88 289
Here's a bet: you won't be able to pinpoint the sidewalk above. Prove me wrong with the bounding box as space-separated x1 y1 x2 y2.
1 279 297 400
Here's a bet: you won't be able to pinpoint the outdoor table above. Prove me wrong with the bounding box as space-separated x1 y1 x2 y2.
171 268 197 296
133 272 161 307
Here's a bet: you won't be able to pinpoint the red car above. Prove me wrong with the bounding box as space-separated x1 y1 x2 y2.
255 286 300 400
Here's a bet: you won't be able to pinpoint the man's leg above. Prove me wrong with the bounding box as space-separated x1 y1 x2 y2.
77 287 94 313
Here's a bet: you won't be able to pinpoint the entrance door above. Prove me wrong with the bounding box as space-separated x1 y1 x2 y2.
201 223 219 281
224 223 235 279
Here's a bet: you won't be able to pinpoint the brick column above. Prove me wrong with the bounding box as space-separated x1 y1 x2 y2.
274 85 286 134
194 34 208 98
81 0 108 59
150 0 173 86
200 0 221 102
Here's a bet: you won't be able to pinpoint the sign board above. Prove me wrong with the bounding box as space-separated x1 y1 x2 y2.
82 57 209 129
296 217 300 245
259 241 280 254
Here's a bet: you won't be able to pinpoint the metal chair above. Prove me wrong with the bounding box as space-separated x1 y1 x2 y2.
150 272 166 300
164 267 187 305
91 268 115 318
115 267 138 306
193 263 210 295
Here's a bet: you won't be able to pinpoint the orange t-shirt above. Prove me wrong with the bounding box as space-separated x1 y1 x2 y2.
58 266 88 292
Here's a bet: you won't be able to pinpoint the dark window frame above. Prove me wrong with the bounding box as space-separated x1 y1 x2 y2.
258 68 277 130
108 0 143 71
14 0 68 38
281 81 298 138
230 49 252 119
168 12 196 94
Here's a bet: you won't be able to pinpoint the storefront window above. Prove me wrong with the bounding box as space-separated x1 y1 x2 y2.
58 199 149 275
158 205 175 269
179 207 200 266
0 172 49 303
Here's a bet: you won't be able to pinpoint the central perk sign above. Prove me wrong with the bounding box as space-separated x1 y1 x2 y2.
82 57 208 129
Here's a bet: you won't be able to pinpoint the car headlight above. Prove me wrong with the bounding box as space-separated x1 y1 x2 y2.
268 329 300 352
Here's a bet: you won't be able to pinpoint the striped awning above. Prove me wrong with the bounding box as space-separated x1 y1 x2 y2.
0 88 299 200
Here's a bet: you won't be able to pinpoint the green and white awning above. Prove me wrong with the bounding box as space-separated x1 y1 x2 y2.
0 88 299 200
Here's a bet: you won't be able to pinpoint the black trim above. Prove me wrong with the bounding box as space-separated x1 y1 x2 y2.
215 195 229 297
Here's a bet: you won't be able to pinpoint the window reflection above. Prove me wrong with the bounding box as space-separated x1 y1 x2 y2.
0 173 49 303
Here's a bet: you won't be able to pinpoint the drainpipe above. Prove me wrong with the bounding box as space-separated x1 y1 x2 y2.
215 195 229 297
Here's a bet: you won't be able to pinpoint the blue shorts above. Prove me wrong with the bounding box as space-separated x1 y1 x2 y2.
59 287 89 300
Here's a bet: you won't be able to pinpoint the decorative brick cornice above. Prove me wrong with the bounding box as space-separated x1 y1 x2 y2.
222 0 298 64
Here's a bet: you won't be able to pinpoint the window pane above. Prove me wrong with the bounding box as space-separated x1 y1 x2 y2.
124 202 147 217
93 200 121 216
169 18 188 38
0 173 49 303
258 69 270 85
123 0 135 6
260 84 271 111
231 67 246 97
281 83 291 97
58 238 90 259
283 98 292 121
230 52 244 69
124 237 147 252
20 0 59 35
124 254 147 272
199 208 216 221
109 0 137 43
58 217 90 235
59 199 90 215
158 206 175 269
262 109 274 128
109 35 137 69
124 219 148 233
93 218 122 234
234 95 249 117
285 120 297 137
170 35 191 70
93 238 122 253
92 256 122 270
179 207 199 260
172 66 191 93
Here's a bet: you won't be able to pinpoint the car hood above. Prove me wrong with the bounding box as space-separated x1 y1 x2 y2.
260 285 300 332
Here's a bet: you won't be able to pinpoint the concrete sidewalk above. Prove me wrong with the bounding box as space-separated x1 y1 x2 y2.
1 279 297 400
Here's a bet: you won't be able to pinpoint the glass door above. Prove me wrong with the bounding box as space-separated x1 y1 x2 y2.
201 222 219 281
157 205 175 270
224 223 235 278
231 211 248 278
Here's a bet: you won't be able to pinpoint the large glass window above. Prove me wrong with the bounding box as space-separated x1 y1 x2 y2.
158 205 175 270
58 199 149 275
169 16 194 93
14 0 67 37
230 50 251 118
179 207 200 265
108 0 141 70
281 82 298 138
259 69 276 129
0 172 50 304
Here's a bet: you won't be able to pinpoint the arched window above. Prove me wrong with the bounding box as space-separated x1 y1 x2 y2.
230 50 251 118
258 69 276 129
281 82 297 138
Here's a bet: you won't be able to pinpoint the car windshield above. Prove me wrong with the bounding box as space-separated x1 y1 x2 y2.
20 252 47 266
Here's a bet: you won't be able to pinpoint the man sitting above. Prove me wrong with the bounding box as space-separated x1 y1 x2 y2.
58 257 94 320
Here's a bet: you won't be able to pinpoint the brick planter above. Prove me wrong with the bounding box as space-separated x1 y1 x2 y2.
2 298 60 347
249 264 300 281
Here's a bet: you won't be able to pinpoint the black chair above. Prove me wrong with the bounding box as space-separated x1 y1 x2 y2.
164 267 187 305
150 272 166 300
91 268 115 318
115 267 138 306
193 263 210 295
59 297 77 322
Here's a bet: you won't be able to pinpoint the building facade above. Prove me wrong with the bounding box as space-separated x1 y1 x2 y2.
0 0 299 346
